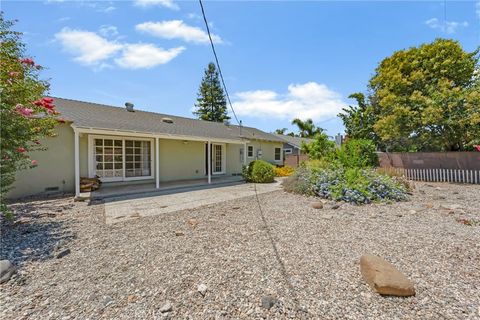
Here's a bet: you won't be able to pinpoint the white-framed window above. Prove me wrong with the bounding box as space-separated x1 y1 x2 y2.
274 147 282 161
89 135 153 182
247 145 254 158
284 148 293 155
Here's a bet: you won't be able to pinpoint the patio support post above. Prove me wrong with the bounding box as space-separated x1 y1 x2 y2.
243 141 247 166
155 137 160 189
207 140 211 184
74 129 80 198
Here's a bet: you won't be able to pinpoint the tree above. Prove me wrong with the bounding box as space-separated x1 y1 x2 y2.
274 128 288 135
338 93 379 143
291 118 324 138
193 62 230 122
368 39 479 151
300 132 336 160
1 14 59 217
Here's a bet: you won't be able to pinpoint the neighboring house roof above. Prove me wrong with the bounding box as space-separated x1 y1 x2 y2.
54 98 284 143
275 134 315 148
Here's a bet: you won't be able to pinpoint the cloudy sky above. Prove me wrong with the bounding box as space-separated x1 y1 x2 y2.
4 0 479 136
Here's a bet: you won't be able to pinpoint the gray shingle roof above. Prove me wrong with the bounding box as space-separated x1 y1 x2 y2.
274 134 314 148
54 97 283 143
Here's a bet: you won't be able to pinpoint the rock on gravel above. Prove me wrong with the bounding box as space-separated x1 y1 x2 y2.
360 254 415 297
261 295 277 309
197 283 207 296
56 249 71 259
0 260 16 284
159 301 172 313
311 202 323 209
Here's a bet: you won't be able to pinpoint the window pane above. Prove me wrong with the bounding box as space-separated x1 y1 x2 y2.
104 140 113 146
114 148 122 155
134 141 141 147
126 163 133 169
95 147 102 154
95 139 102 146
125 140 133 147
96 155 102 162
96 163 103 170
104 155 113 162
104 163 113 170
114 140 122 147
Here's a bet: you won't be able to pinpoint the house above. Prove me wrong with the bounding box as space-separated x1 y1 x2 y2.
8 98 285 199
274 134 314 156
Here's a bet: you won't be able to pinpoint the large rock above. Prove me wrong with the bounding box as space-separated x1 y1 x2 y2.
0 260 16 284
311 202 323 209
360 254 415 297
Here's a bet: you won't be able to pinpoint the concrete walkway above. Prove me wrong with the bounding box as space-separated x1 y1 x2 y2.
103 179 284 224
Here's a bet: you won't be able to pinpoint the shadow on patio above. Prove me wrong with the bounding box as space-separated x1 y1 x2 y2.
90 175 245 202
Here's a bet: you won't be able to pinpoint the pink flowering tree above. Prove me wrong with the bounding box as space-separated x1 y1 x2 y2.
1 14 59 217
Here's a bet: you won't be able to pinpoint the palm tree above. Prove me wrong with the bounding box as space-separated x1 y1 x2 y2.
291 118 324 138
274 128 288 135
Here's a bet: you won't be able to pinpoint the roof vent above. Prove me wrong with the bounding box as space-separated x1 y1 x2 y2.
125 102 134 112
162 117 173 124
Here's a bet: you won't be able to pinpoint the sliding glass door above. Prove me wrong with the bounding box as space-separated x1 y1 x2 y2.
92 136 153 181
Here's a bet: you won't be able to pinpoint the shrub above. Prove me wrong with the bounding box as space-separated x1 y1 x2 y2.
336 139 379 168
243 160 275 183
285 163 408 204
274 165 294 177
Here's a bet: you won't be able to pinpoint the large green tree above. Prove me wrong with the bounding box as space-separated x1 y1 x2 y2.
193 62 230 122
338 93 378 143
1 14 58 216
291 118 325 138
340 39 480 151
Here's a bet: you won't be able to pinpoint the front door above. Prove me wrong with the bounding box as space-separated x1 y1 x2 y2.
212 144 223 174
205 143 224 175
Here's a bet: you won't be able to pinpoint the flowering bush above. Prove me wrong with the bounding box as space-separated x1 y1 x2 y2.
1 15 58 217
274 165 295 177
284 164 409 204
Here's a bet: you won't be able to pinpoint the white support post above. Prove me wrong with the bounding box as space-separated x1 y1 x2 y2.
155 137 160 189
243 141 247 166
207 141 211 184
74 130 80 197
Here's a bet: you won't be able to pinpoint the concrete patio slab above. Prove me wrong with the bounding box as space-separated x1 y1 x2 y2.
103 179 284 224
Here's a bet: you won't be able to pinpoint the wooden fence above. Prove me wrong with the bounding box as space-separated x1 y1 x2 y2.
378 167 480 184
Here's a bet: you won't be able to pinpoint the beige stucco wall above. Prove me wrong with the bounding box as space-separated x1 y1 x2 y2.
8 123 76 199
158 139 205 181
246 140 284 165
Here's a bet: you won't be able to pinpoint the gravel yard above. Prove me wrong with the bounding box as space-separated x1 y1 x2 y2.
1 182 479 319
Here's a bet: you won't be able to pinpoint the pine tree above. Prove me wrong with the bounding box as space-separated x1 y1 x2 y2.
193 62 230 122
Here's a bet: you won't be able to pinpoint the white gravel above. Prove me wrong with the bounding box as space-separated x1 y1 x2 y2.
1 182 479 319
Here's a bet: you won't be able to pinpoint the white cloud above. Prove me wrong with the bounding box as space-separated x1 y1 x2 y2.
136 20 222 44
55 28 122 65
55 27 184 69
425 18 468 34
99 25 119 37
232 82 347 122
115 44 185 69
133 0 179 10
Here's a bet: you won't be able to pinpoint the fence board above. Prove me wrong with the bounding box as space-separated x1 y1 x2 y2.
377 167 480 184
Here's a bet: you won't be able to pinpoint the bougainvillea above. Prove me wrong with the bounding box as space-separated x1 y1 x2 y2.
1 14 59 217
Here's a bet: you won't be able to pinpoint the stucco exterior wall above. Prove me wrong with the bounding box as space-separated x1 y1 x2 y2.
158 139 205 181
245 140 284 166
8 124 75 199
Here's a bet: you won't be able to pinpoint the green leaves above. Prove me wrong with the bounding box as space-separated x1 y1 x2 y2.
193 62 230 122
340 39 480 151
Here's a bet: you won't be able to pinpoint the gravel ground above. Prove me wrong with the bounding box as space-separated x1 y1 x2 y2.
1 182 479 319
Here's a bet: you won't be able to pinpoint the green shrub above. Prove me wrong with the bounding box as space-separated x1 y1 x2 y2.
242 160 275 183
284 164 408 204
336 139 379 168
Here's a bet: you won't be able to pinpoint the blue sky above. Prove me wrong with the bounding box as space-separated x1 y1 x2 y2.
3 0 480 136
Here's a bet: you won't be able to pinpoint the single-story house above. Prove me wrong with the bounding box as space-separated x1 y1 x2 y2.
274 134 314 156
8 98 285 199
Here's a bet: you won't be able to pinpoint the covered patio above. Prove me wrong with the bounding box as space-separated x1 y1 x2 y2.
89 175 244 200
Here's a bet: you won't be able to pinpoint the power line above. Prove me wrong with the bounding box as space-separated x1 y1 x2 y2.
198 0 240 126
